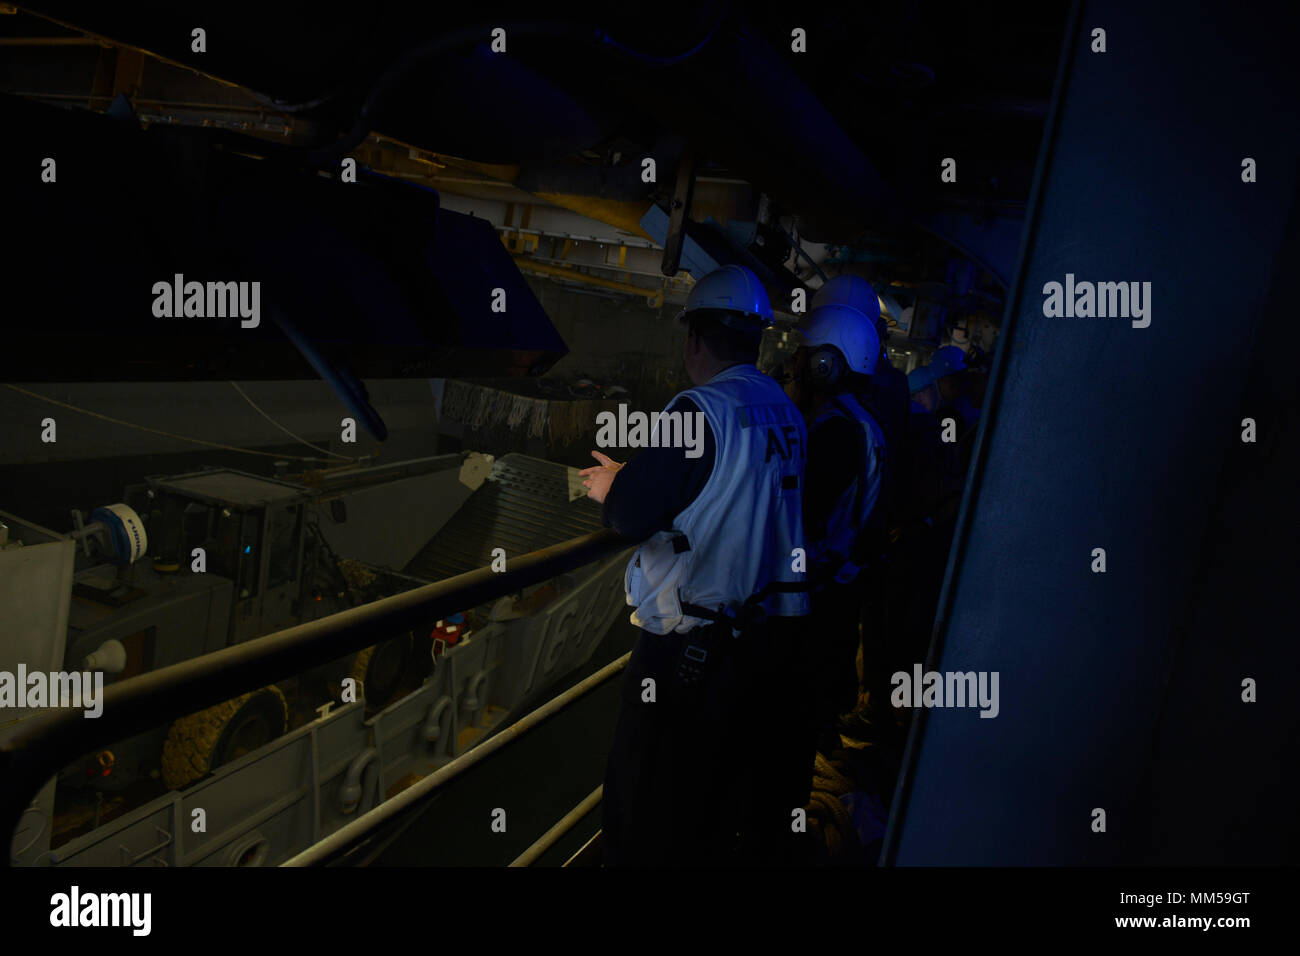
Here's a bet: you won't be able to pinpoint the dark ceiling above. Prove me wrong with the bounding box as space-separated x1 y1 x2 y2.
2 1 1069 245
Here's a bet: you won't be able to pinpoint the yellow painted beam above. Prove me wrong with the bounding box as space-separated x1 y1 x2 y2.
369 139 654 241
515 257 663 309
533 192 654 241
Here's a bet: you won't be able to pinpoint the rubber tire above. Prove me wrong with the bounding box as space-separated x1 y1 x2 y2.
348 634 413 712
161 686 289 791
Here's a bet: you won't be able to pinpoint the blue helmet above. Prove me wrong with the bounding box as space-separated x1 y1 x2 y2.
929 345 968 378
678 264 773 329
907 366 936 394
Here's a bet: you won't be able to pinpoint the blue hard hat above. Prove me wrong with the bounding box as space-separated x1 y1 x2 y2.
678 264 773 328
929 345 968 378
907 366 935 393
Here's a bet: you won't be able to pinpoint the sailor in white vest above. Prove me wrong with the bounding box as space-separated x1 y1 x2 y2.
786 295 889 742
581 264 812 866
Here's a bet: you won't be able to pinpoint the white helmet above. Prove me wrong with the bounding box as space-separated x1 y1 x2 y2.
677 264 773 330
811 274 881 324
801 302 881 377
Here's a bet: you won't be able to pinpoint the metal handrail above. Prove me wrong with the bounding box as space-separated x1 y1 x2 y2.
1 528 632 863
285 662 625 866
562 829 604 867
509 785 604 867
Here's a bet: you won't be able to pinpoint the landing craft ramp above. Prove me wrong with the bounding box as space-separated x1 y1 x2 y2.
405 454 606 582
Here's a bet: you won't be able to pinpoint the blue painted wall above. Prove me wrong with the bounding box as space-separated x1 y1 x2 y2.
887 0 1300 864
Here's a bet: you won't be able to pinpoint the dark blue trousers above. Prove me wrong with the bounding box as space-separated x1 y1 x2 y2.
601 618 817 867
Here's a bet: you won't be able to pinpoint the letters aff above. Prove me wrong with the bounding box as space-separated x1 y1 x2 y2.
764 424 801 463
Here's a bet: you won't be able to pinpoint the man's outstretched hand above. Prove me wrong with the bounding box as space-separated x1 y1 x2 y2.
580 450 623 504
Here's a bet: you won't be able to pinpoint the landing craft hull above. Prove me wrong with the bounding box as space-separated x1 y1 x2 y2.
6 453 631 866
35 550 629 867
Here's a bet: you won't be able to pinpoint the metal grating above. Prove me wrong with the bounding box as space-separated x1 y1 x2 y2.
403 454 607 582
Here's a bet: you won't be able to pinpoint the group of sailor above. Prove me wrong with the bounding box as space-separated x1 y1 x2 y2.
580 264 982 866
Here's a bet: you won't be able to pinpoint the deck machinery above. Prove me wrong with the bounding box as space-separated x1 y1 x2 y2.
2 451 631 866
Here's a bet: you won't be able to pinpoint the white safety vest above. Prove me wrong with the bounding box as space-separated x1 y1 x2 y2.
806 392 886 585
624 364 809 634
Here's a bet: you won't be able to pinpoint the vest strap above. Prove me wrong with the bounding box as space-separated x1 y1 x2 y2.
829 395 855 421
812 393 879 587
680 578 811 635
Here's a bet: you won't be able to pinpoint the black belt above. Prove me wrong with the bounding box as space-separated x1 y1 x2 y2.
673 581 806 689
680 580 809 634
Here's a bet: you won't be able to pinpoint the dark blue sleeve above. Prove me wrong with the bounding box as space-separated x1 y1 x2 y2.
601 397 715 541
803 414 862 541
